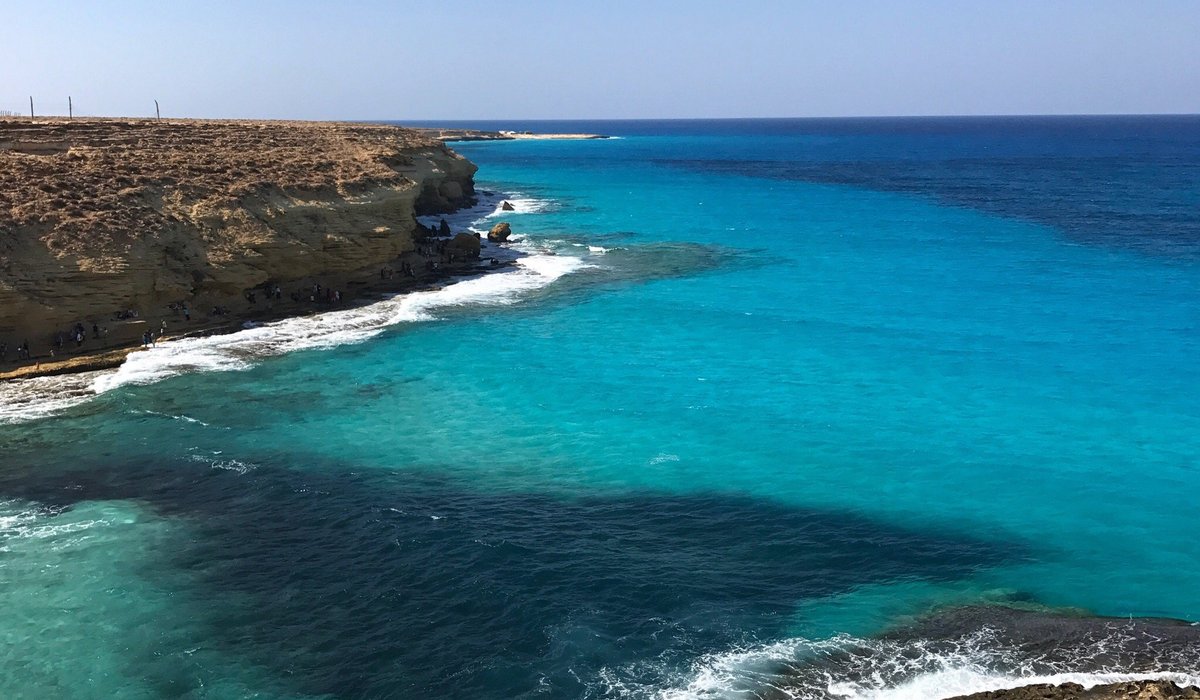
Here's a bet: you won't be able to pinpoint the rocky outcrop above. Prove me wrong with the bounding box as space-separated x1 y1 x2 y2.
487 222 512 242
447 232 481 259
501 201 515 211
0 118 477 351
949 680 1200 699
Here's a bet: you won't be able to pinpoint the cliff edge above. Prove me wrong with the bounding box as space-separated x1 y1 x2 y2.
0 118 476 357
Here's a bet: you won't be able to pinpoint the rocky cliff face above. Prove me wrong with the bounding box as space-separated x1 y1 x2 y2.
0 118 476 347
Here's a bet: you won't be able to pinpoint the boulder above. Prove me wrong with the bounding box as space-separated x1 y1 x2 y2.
439 218 451 236
501 200 515 211
487 222 512 242
447 232 481 258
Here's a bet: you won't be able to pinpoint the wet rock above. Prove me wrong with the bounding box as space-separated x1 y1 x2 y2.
487 222 512 242
439 218 451 236
447 232 481 258
948 680 1200 699
501 200 515 211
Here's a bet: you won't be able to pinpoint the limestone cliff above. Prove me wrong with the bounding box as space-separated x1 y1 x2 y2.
0 118 476 347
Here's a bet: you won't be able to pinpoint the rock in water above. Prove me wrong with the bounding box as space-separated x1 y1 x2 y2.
501 200 515 211
447 232 481 258
439 218 452 236
488 222 512 242
948 680 1200 699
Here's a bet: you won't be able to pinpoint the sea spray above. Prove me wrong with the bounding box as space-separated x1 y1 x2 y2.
0 192 585 423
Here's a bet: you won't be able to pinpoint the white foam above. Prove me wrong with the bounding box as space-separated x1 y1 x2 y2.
0 502 39 535
484 197 550 217
0 500 111 541
89 252 586 395
848 670 1200 700
0 371 109 425
0 191 586 424
189 454 256 474
647 630 1200 700
132 409 210 426
416 191 552 233
0 251 586 423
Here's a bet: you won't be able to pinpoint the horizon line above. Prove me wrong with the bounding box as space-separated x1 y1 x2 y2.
6 112 1199 123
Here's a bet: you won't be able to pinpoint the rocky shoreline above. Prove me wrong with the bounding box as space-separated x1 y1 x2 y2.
948 680 1200 699
0 117 492 381
758 604 1200 700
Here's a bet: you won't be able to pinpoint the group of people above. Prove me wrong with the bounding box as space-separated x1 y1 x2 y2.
245 285 284 306
2 320 109 365
0 342 32 363
287 282 344 305
54 322 106 351
381 263 419 280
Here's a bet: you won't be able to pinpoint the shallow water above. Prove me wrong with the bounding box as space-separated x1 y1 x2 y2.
2 117 1199 699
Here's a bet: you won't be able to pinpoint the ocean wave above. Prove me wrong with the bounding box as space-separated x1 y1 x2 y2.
623 609 1200 700
416 190 554 233
88 253 588 395
0 371 110 425
0 499 111 542
648 635 1200 700
189 454 257 474
0 192 583 424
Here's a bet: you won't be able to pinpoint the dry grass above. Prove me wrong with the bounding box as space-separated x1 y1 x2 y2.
0 117 440 258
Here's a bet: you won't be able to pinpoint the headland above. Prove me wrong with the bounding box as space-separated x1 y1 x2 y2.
0 117 493 379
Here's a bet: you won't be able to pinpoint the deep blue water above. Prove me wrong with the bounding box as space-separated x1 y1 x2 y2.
2 117 1199 699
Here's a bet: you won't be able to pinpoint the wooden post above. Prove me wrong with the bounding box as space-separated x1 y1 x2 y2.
29 96 34 120
68 96 73 120
155 100 160 121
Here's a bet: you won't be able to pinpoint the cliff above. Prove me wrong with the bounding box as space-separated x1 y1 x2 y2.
0 118 477 358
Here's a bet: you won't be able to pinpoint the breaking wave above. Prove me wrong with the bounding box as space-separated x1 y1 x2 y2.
603 608 1200 700
0 192 584 424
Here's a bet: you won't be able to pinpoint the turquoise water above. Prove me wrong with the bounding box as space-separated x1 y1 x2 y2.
1 118 1199 698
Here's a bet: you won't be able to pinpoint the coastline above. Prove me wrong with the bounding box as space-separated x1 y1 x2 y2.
948 679 1200 699
0 255 512 382
414 127 610 142
0 117 484 383
756 604 1200 700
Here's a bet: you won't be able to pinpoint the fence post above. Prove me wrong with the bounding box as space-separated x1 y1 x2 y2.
29 96 34 120
155 100 160 121
69 96 73 120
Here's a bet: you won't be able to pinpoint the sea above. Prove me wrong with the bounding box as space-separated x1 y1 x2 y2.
1 116 1199 699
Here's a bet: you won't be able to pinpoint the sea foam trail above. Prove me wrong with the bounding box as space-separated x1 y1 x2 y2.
0 194 584 424
638 621 1200 700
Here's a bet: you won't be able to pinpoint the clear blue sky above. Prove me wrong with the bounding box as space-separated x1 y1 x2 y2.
6 0 1199 119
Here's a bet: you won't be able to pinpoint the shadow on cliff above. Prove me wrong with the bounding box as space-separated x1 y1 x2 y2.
0 454 1031 700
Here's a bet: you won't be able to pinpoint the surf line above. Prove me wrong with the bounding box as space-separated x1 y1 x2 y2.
0 194 586 424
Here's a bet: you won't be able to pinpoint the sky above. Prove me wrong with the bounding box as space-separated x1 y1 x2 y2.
4 0 1199 120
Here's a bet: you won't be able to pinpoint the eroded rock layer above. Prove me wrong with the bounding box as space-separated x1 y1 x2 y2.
0 118 476 345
